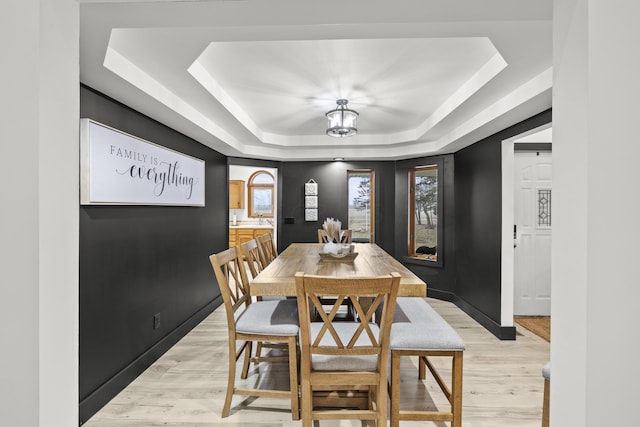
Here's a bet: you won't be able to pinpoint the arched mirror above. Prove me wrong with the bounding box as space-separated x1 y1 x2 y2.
247 170 274 218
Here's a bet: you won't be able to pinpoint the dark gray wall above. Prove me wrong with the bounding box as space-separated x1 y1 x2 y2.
453 109 552 338
395 155 457 295
277 161 397 253
79 86 228 423
391 110 551 339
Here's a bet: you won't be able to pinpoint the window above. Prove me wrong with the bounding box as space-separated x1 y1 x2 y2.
409 165 438 262
247 170 274 218
537 188 552 228
348 169 375 242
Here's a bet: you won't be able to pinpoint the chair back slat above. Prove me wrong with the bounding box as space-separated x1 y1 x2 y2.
209 246 251 329
317 229 353 243
256 232 277 265
296 272 400 360
310 295 346 349
239 238 265 279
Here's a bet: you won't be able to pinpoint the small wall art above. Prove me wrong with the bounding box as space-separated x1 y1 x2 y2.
305 208 318 222
305 195 318 208
304 179 318 221
304 179 318 196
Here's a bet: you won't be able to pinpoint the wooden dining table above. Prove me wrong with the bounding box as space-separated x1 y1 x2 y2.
250 243 426 298
249 243 426 415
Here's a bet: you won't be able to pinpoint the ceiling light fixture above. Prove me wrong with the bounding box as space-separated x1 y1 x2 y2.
326 99 358 138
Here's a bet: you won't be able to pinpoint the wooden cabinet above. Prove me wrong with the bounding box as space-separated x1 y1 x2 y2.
228 229 237 248
229 227 273 248
237 229 255 247
229 180 245 209
253 228 271 239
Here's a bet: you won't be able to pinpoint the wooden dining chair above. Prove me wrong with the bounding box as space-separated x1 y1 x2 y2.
209 246 299 419
256 231 278 266
239 238 287 361
317 229 353 243
294 272 401 427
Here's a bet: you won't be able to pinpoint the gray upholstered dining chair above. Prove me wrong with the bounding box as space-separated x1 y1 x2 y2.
239 238 287 361
295 272 400 427
209 246 299 419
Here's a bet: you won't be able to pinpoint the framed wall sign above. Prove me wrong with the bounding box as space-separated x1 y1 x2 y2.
80 119 205 206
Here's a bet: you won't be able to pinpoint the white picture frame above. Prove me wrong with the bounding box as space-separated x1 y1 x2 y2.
305 179 318 196
80 119 205 206
305 195 318 208
305 208 318 222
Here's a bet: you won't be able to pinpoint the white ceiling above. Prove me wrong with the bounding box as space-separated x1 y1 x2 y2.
80 0 552 161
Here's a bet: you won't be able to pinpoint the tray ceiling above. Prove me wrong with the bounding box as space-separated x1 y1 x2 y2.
80 0 552 161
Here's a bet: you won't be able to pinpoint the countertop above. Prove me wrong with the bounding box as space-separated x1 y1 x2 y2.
229 224 273 229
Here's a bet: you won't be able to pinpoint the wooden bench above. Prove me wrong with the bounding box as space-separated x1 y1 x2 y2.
389 298 465 427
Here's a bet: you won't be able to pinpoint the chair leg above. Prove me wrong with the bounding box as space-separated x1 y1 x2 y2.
377 381 387 427
300 379 312 427
542 378 550 427
418 354 426 379
299 353 312 427
451 351 463 427
255 341 263 361
241 340 252 379
287 336 300 420
222 339 237 418
367 384 375 417
390 351 401 427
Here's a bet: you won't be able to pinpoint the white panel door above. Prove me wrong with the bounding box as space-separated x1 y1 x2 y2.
514 151 552 315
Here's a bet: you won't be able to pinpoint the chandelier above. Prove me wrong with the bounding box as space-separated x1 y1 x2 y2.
326 99 358 138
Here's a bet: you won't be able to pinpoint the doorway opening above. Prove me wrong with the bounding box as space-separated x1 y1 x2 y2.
228 164 278 251
500 124 552 332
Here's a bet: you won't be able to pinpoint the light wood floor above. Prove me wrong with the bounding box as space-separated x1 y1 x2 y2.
84 298 549 427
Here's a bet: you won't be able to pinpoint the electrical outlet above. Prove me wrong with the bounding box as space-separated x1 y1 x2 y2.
153 313 161 330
